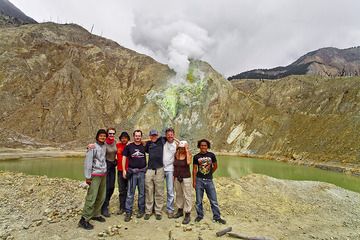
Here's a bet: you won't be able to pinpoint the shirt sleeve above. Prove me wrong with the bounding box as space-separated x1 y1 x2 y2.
84 149 94 179
212 153 217 163
122 145 129 157
193 155 198 165
145 141 149 153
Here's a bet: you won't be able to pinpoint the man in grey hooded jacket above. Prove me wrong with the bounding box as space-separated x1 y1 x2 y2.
78 129 108 230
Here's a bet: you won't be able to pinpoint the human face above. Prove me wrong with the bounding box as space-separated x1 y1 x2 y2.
199 142 208 153
178 147 185 154
97 133 107 143
150 134 158 142
133 132 142 143
165 131 174 143
108 130 115 139
120 136 129 144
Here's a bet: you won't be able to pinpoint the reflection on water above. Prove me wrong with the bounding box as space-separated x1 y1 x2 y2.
0 155 360 193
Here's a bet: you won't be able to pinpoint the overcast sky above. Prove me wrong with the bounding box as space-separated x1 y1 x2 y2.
11 0 360 77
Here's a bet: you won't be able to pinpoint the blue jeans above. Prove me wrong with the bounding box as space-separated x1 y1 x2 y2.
164 171 174 213
125 171 145 214
195 178 221 220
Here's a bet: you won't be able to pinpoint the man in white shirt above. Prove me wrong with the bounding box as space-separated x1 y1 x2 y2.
162 127 177 218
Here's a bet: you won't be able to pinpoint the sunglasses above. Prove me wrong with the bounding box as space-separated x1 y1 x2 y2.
108 132 115 135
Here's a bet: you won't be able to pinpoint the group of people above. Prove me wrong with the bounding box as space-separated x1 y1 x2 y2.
78 127 226 230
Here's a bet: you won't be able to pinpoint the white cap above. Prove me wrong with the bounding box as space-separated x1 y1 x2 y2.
178 141 188 148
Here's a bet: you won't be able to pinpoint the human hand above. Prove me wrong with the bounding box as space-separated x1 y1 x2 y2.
123 170 127 179
85 178 92 185
87 143 95 150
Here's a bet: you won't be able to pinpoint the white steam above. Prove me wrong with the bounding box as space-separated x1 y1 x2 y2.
131 17 213 83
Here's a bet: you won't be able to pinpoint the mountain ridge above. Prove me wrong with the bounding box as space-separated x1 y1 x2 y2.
228 46 360 80
0 0 37 25
0 18 359 164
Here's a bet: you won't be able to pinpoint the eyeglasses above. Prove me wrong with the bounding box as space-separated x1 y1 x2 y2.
108 132 115 135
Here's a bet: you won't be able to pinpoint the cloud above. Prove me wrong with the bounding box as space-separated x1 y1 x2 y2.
11 0 360 77
131 16 213 82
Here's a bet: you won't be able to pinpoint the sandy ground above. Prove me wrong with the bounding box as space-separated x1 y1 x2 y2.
1 171 360 240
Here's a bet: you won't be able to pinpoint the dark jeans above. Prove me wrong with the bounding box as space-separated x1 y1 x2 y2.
101 160 116 212
125 171 145 214
117 170 128 211
195 178 221 220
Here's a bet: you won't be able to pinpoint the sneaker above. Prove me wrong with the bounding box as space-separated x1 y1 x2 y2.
144 214 151 220
167 212 174 219
91 216 106 222
182 213 191 225
173 209 183 219
78 217 94 230
214 218 226 224
136 212 145 218
194 216 203 223
101 208 110 218
124 213 131 222
155 214 162 220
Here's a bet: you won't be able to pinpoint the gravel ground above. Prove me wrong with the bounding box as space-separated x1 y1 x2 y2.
1 171 359 240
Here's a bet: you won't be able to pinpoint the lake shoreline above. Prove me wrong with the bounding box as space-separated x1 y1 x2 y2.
216 151 360 177
1 147 359 177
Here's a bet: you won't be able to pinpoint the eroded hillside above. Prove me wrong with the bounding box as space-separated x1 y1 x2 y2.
0 22 359 164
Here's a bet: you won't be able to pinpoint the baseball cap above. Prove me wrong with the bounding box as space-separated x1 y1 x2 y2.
178 141 188 148
149 129 159 136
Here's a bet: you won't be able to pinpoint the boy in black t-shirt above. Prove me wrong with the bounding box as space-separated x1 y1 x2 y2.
193 139 226 224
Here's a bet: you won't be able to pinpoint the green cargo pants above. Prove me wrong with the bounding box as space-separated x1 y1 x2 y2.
82 176 106 221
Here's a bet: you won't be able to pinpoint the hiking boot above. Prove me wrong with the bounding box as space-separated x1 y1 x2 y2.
101 208 110 218
124 213 131 222
78 217 94 230
214 218 226 224
136 212 145 218
174 209 183 219
91 216 106 222
182 213 190 225
194 216 203 223
144 214 151 220
155 214 162 220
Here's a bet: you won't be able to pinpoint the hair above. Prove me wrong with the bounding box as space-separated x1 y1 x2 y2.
95 129 108 140
175 147 186 160
133 129 143 136
197 139 211 149
107 127 116 133
165 127 175 134
119 131 130 140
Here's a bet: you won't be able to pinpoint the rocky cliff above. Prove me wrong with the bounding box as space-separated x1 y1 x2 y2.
229 47 360 80
0 22 359 164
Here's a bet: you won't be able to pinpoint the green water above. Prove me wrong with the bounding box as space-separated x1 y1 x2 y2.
1 156 360 193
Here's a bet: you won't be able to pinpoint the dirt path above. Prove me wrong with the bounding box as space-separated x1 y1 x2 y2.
1 171 359 240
